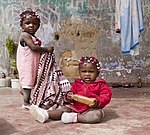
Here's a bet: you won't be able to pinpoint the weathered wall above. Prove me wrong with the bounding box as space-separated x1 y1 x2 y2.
0 0 150 84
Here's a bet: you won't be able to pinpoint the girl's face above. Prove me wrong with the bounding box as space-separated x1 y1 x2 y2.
79 63 98 84
20 15 40 35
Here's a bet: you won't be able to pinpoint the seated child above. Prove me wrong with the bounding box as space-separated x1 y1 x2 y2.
30 56 112 124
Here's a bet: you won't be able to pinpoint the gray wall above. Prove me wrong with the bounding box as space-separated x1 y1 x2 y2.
0 0 150 84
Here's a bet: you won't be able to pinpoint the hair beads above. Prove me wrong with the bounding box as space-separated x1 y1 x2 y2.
78 56 101 72
19 9 40 23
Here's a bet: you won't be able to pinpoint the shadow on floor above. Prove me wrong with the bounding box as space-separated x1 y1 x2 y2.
0 118 17 135
102 108 119 123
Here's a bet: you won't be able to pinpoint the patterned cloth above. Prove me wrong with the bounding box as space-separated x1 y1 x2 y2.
31 52 71 110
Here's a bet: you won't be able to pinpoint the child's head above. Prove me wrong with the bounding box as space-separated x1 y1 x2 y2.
78 56 101 84
19 9 40 35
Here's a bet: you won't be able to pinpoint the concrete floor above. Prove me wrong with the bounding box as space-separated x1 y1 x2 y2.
0 86 150 135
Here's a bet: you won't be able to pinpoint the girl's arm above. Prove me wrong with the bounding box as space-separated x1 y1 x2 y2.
94 82 112 108
21 32 54 53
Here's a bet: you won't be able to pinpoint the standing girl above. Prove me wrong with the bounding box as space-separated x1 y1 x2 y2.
17 9 54 109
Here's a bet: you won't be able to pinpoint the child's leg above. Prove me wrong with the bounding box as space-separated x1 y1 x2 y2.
48 106 72 120
77 109 104 124
30 105 71 123
22 88 31 106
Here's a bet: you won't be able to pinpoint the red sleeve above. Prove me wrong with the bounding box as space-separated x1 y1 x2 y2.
95 82 112 108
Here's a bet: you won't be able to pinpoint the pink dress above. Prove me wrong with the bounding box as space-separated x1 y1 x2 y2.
17 35 41 89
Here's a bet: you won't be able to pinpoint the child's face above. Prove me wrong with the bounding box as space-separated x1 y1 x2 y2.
79 63 98 84
20 15 40 35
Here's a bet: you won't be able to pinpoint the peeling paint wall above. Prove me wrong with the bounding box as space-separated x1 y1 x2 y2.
0 0 150 83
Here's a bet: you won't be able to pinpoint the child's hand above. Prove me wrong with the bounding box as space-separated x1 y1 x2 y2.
66 91 74 100
89 98 98 108
47 46 54 53
33 38 41 46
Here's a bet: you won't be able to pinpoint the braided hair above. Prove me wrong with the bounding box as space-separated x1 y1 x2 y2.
78 56 101 73
19 9 40 26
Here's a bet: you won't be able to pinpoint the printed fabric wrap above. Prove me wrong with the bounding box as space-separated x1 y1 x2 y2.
31 52 71 110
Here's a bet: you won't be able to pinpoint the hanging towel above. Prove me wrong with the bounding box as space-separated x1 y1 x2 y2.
31 52 71 110
115 0 144 54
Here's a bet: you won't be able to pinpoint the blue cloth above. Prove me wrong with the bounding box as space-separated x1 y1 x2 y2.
120 0 144 53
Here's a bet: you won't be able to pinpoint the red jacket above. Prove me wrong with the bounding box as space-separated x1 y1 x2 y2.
65 78 112 113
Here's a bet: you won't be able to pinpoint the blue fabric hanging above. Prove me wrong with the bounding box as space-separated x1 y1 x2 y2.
116 0 144 54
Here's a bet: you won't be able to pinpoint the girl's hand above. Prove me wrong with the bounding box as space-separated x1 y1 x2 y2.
66 91 74 100
47 46 54 53
33 38 41 46
89 98 98 108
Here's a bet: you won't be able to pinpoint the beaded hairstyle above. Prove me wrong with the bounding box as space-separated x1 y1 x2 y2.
19 9 40 25
78 56 101 73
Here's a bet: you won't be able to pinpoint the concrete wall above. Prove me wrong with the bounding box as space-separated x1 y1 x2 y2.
0 0 150 84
